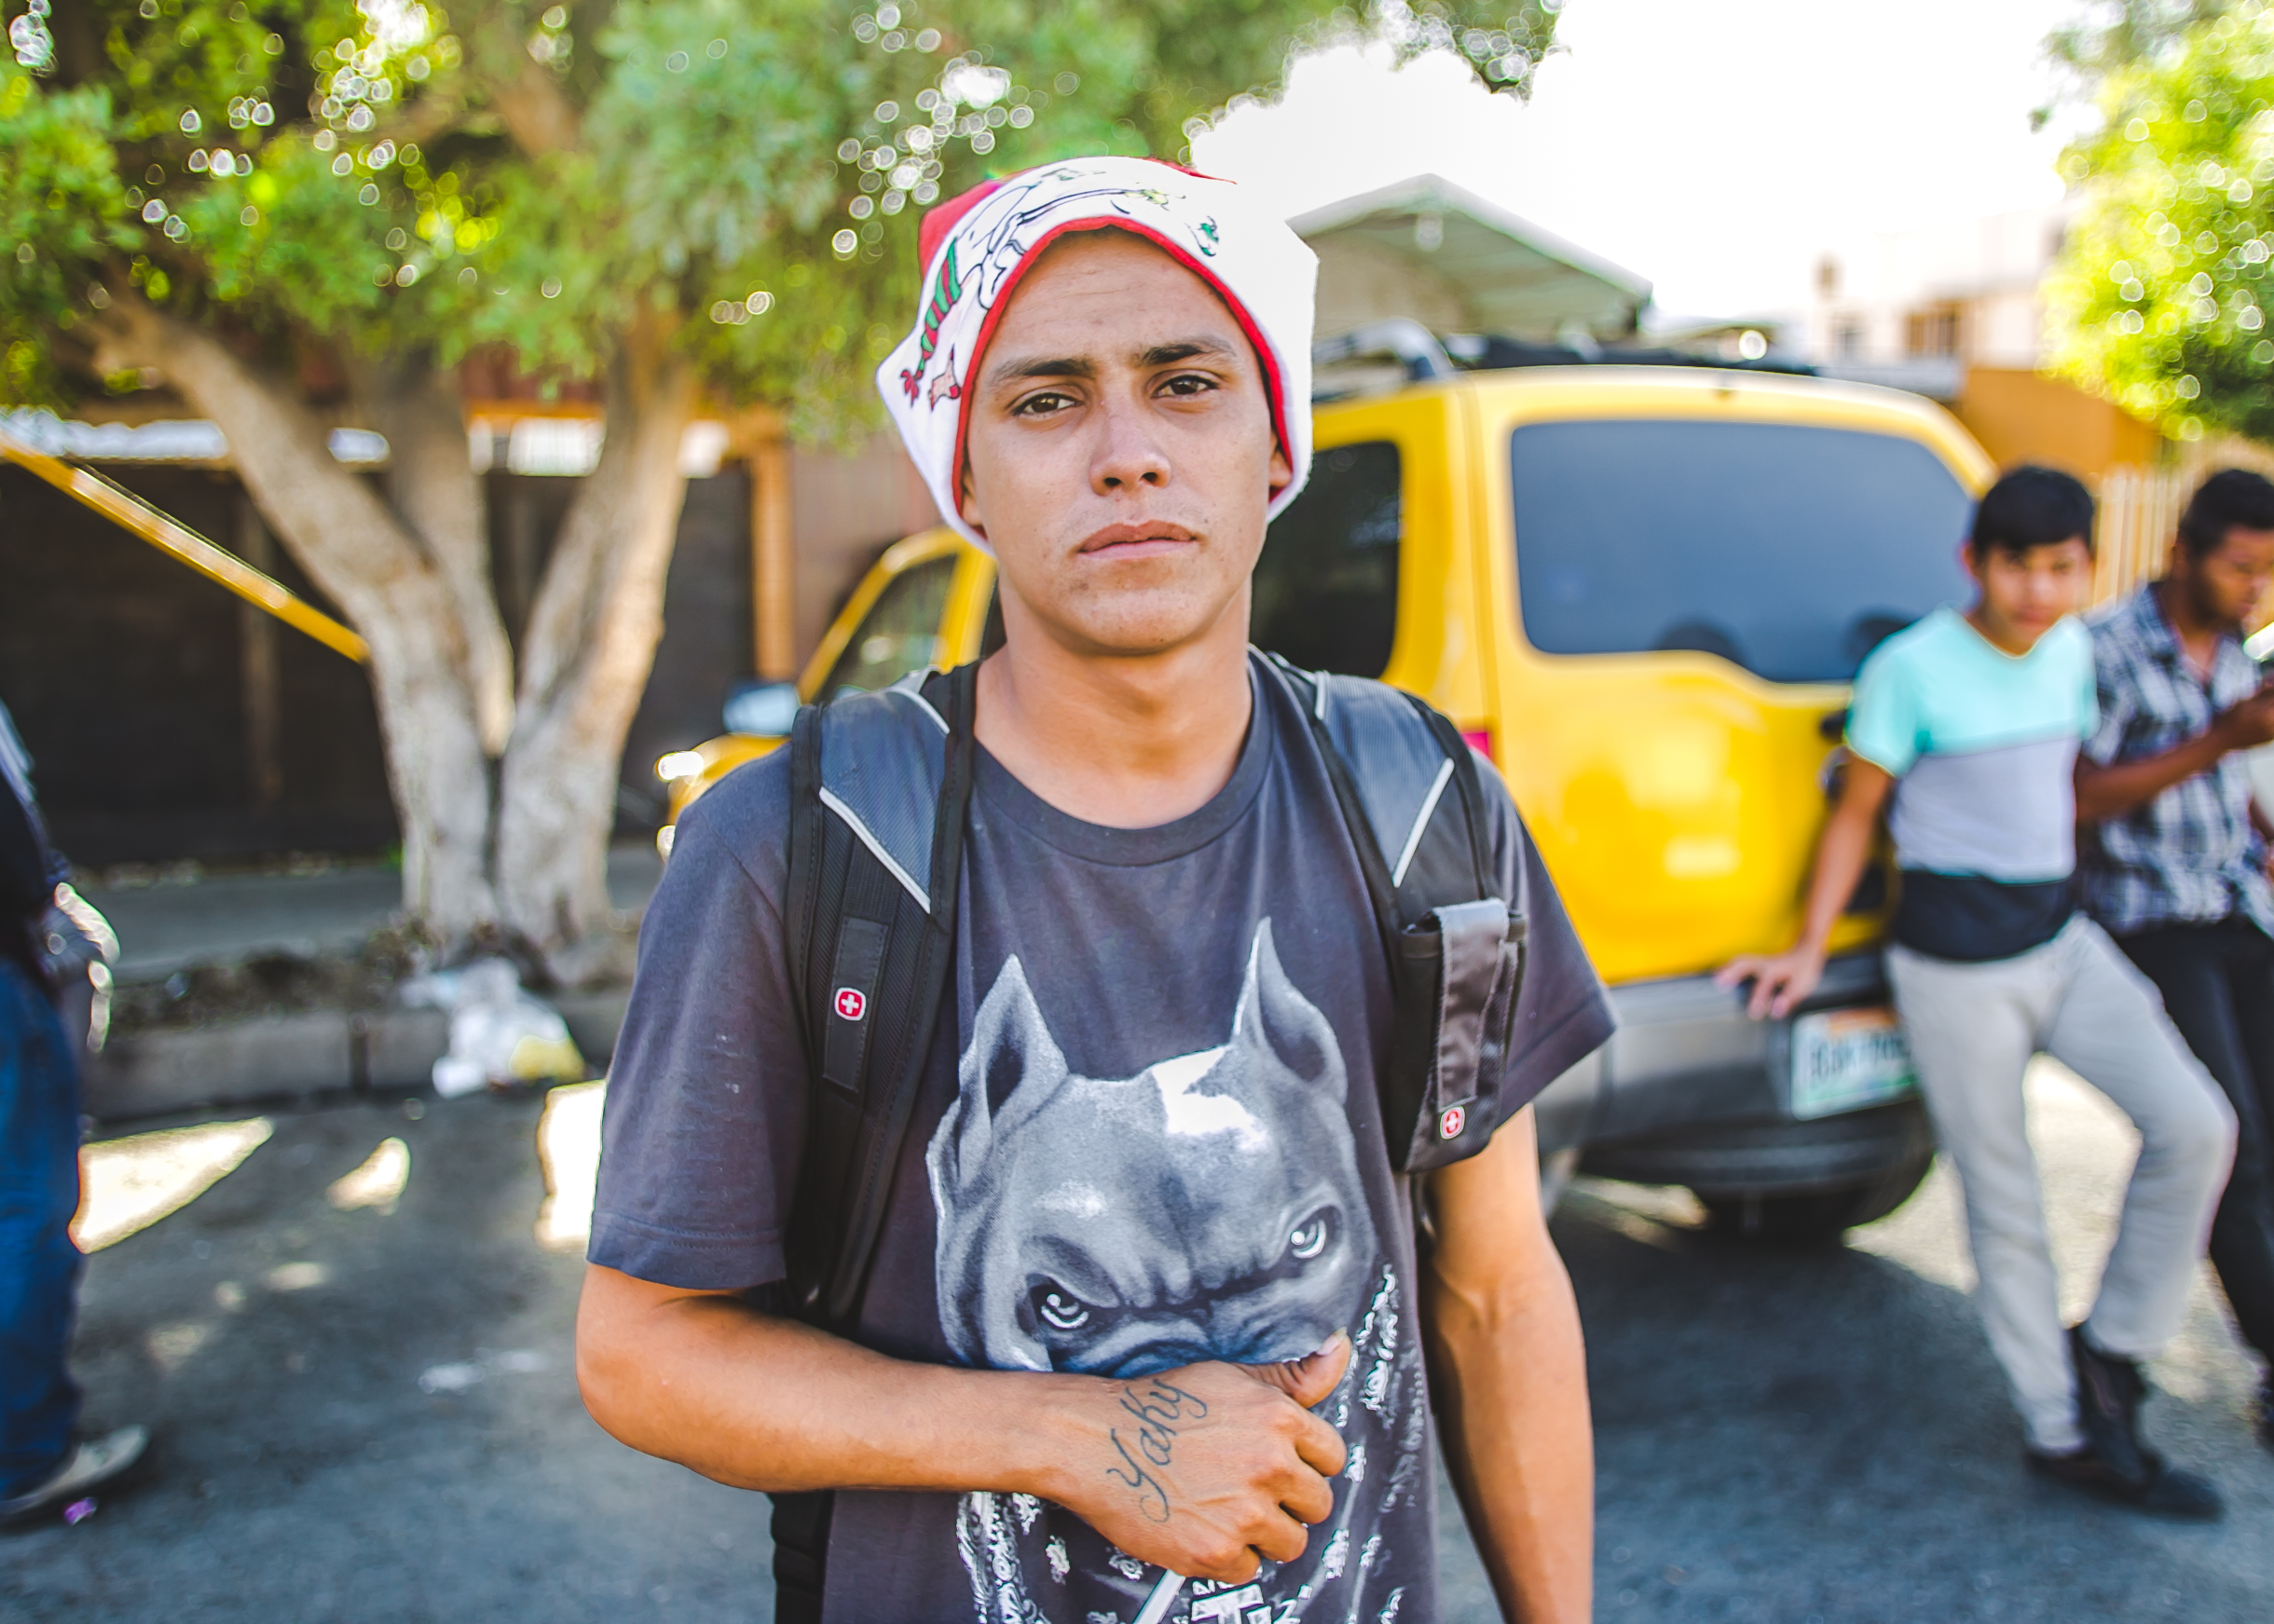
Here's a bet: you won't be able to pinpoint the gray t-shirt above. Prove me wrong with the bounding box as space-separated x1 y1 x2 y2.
592 660 1612 1624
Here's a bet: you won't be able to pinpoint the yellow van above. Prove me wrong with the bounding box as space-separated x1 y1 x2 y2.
662 362 1992 1242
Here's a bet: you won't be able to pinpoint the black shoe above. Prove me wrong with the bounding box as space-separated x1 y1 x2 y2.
2069 1325 2151 1483
2026 1441 2224 1520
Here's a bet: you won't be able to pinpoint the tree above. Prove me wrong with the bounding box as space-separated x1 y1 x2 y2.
2046 0 2274 444
1 0 1554 978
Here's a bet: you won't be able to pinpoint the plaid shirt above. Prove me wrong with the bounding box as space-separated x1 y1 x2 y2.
2080 584 2274 937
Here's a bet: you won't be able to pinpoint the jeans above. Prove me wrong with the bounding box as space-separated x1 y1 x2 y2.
2116 917 2274 1375
0 959 83 1499
1887 918 2237 1452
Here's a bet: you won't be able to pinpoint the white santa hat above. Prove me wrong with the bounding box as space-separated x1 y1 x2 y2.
874 156 1318 551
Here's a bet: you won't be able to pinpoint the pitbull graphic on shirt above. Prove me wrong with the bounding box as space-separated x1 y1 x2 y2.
925 919 1377 1378
927 920 1425 1623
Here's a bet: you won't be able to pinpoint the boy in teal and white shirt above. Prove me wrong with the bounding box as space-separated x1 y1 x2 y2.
1723 467 2235 1517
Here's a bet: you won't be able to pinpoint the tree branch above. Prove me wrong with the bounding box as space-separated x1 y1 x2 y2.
349 352 517 757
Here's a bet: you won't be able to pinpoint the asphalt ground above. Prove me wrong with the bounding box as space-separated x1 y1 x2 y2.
4 1061 2267 1622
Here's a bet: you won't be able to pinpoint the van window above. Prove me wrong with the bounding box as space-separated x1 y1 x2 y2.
1251 440 1401 678
820 555 956 698
1510 420 1973 683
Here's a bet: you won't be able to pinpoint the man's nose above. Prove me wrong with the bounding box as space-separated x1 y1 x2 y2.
1089 391 1171 495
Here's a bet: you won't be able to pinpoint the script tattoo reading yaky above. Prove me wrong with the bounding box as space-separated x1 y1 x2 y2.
1104 1378 1209 1523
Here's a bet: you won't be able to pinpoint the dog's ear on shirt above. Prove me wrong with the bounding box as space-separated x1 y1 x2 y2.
1226 919 1346 1101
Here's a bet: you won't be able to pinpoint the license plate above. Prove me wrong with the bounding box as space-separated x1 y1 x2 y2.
1790 1006 1916 1120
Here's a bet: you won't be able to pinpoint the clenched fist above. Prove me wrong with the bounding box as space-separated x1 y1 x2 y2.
1048 1332 1352 1585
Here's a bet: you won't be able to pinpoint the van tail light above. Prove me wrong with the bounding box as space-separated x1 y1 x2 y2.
1460 728 1495 764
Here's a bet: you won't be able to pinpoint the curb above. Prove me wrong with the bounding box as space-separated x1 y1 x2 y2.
83 990 631 1124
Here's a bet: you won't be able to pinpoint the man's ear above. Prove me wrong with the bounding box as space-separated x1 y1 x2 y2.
958 462 988 539
1267 442 1293 502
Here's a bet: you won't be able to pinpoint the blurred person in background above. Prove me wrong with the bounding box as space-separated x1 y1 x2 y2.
2076 468 2274 1452
1722 468 2236 1518
0 697 145 1526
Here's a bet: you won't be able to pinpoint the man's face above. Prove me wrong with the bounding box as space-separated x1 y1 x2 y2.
2178 525 2274 631
957 229 1292 658
1966 536 2091 646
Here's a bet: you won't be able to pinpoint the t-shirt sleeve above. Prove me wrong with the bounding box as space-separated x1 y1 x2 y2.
1477 754 1615 1120
588 754 808 1290
1844 641 1921 777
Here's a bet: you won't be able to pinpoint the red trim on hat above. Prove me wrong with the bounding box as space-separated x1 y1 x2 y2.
945 219 1295 532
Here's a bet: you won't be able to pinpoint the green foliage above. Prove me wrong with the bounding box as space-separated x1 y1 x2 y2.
3 1 1555 435
2048 0 2274 443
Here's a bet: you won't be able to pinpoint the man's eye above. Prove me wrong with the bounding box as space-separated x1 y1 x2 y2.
1011 390 1074 416
1034 1288 1089 1331
1158 373 1215 397
1288 1209 1335 1261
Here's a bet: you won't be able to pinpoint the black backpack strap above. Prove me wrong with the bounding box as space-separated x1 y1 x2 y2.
1260 654 1527 1173
784 663 979 1326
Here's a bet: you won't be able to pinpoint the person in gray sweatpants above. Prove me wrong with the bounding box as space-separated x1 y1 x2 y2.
1723 467 2235 1517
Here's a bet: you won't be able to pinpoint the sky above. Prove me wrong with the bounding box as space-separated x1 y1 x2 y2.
1191 0 2091 325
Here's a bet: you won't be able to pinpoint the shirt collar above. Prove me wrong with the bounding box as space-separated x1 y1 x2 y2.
2131 580 2190 665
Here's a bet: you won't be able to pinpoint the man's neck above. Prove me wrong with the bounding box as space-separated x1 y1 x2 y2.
973 610 1255 830
1962 602 2048 658
2153 577 2228 677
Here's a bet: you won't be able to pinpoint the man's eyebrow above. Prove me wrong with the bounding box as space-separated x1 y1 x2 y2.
983 336 1241 390
1137 337 1240 367
987 353 1096 388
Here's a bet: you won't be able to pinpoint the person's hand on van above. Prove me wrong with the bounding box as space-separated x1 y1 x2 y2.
1717 944 1827 1020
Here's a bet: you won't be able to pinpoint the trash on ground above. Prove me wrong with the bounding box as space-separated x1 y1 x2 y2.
403 958 585 1098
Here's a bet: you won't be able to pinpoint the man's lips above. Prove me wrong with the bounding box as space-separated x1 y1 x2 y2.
1077 521 1199 557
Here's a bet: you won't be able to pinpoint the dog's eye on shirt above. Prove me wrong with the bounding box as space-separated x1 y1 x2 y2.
1289 1208 1334 1261
1034 1286 1090 1332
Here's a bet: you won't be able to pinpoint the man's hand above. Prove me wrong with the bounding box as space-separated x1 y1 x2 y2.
1717 943 1828 1020
2213 685 2274 752
1051 1337 1351 1585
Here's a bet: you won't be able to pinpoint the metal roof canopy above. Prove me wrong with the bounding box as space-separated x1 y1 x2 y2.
1290 173 1651 342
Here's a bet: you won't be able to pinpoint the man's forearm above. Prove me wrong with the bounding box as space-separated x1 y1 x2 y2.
576 1263 1358 1586
1791 784 1882 958
2075 731 2230 822
577 1266 1090 1498
1420 1114 1593 1622
1425 1247 1592 1621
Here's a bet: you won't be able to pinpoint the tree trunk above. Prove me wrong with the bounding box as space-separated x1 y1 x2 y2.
496 318 695 981
93 304 502 942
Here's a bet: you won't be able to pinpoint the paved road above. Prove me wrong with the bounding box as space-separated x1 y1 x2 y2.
5 1064 2267 1621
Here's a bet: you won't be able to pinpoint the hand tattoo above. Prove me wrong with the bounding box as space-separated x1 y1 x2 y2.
1103 1378 1209 1522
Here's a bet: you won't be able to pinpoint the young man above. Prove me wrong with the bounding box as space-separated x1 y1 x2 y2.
577 157 1612 1623
2076 468 2274 1449
1720 467 2236 1516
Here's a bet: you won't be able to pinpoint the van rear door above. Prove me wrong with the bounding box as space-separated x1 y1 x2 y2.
1473 381 1986 984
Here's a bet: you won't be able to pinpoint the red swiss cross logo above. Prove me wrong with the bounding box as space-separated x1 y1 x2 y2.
833 987 867 1022
1438 1105 1466 1140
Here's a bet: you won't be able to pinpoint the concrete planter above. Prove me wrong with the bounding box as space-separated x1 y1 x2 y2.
83 989 631 1123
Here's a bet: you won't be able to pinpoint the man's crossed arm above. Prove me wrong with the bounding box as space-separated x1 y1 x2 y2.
575 1104 1592 1620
